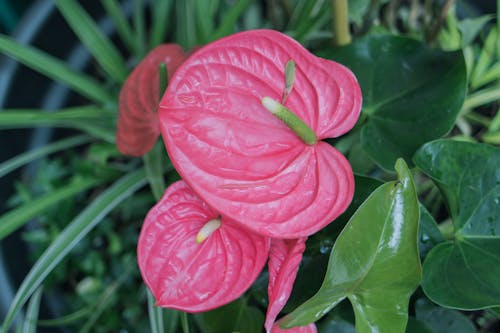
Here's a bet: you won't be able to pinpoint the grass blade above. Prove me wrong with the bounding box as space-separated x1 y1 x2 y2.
37 307 92 327
0 168 147 333
0 106 112 128
175 0 197 50
0 135 91 179
20 287 43 333
143 142 166 201
148 290 165 333
101 0 138 54
55 0 129 83
150 0 173 48
0 176 105 240
0 34 113 104
78 280 122 333
210 0 252 41
133 0 147 58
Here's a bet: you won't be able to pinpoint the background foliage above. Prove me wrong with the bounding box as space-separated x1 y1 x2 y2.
0 0 499 332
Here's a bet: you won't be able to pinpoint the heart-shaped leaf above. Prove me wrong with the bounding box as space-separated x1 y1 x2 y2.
159 29 362 238
407 298 476 333
117 44 188 156
281 159 421 333
414 139 500 309
266 237 307 332
137 181 270 312
320 35 467 170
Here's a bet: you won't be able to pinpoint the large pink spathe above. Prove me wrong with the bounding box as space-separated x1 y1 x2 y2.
137 181 270 312
159 30 361 238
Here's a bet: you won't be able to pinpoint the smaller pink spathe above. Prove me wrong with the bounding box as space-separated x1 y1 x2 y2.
137 181 270 312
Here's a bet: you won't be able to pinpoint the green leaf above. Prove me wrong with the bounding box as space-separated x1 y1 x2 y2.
147 290 179 333
281 159 421 333
348 0 371 26
20 287 43 333
143 142 167 201
0 177 104 240
101 0 138 54
195 298 264 333
418 204 444 258
414 139 500 309
55 0 128 83
209 0 252 42
458 14 493 46
320 35 467 170
150 0 174 48
0 135 91 179
410 298 476 333
0 34 113 104
0 106 115 141
0 169 147 333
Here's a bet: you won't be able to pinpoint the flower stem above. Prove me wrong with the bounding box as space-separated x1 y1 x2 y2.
262 97 317 145
331 0 351 46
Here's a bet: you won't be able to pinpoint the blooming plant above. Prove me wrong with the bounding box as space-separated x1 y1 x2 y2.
0 1 499 333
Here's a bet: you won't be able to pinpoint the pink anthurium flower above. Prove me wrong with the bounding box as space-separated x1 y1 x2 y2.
266 238 307 333
137 180 270 312
116 44 187 156
271 321 317 333
159 29 361 238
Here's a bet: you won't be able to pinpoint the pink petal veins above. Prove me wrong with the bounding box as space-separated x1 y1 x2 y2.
266 238 307 333
117 44 187 156
160 30 361 238
137 181 270 312
271 321 318 333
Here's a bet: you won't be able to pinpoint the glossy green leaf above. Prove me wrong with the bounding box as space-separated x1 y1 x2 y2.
281 159 421 333
404 318 434 333
320 35 467 170
55 0 128 83
0 34 113 104
414 139 500 309
418 205 444 258
195 298 264 333
0 169 147 333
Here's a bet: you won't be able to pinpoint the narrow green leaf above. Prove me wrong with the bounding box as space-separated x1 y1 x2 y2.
175 0 197 50
55 0 128 83
37 307 92 326
0 106 113 128
0 135 91 179
0 169 147 333
194 0 214 44
147 291 165 333
470 28 497 88
0 34 113 104
20 287 43 333
150 0 173 48
79 280 122 333
414 140 500 309
143 142 167 201
463 85 500 110
0 177 104 240
101 0 138 54
210 0 252 41
133 0 147 58
282 159 421 333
